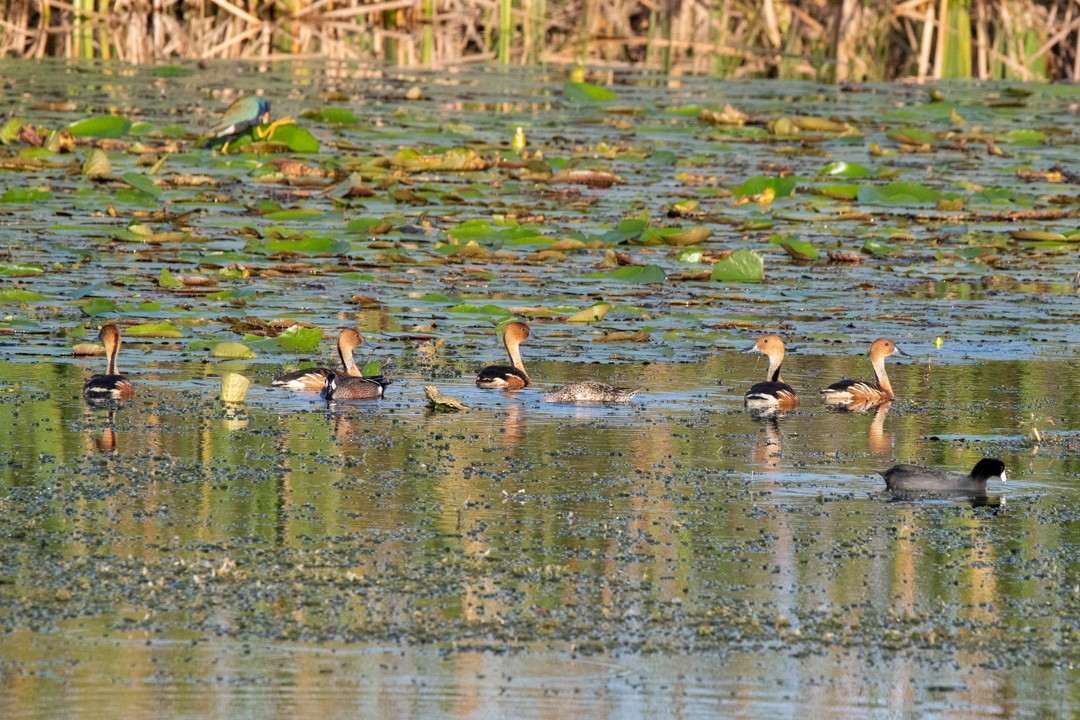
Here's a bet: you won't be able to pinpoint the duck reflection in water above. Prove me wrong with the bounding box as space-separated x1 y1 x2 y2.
752 415 783 472
85 407 118 454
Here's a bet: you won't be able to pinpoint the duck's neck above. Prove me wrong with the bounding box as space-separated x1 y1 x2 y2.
767 355 783 384
871 356 894 398
106 343 119 375
507 340 529 380
338 343 359 376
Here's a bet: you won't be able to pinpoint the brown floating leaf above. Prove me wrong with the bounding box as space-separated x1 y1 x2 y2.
268 159 330 177
827 250 862 264
550 168 625 187
697 105 747 126
1016 169 1064 183
72 343 105 356
592 331 651 343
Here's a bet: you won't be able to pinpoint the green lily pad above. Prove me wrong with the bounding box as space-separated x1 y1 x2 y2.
211 341 258 359
126 322 183 338
68 115 132 139
710 248 764 283
81 298 119 316
583 264 666 284
566 302 612 323
121 172 162 199
1 188 53 203
857 181 942 204
307 107 359 124
769 234 819 261
563 82 618 102
159 268 183 288
734 176 797 198
818 161 870 177
243 325 324 354
0 263 44 277
264 124 319 153
0 288 45 302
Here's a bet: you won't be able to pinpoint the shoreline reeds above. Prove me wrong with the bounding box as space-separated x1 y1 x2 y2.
0 0 1075 81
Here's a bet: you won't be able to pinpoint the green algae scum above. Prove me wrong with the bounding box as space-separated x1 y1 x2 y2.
0 60 1078 717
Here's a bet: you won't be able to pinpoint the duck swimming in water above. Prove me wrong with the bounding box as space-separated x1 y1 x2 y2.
822 338 907 406
880 458 1007 494
741 334 799 411
320 370 391 401
476 321 530 390
541 380 637 404
83 324 134 402
273 328 364 391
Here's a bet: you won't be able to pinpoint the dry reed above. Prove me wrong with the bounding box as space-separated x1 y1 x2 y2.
0 0 1076 80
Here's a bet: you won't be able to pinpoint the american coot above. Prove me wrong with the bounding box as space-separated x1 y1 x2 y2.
273 329 364 391
881 458 1007 494
822 338 908 405
321 371 391 401
742 334 799 411
541 381 637 404
83 324 135 402
476 321 531 390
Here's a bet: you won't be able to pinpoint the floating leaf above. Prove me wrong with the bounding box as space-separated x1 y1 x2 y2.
0 263 44 277
158 268 182 288
307 107 359 124
121 172 161 199
68 115 132 139
424 385 470 412
661 227 711 246
563 81 618 102
391 147 489 172
710 248 764 283
770 234 819 261
819 161 870 177
82 148 112 178
81 298 119 316
566 302 612 323
264 208 324 222
0 188 52 203
734 176 797 198
126 322 183 338
596 219 648 244
243 325 324 354
815 184 859 200
264 123 319 152
583 264 666 284
221 372 251 403
211 342 258 359
0 288 45 302
1 118 26 144
857 181 943 204
1008 229 1067 242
